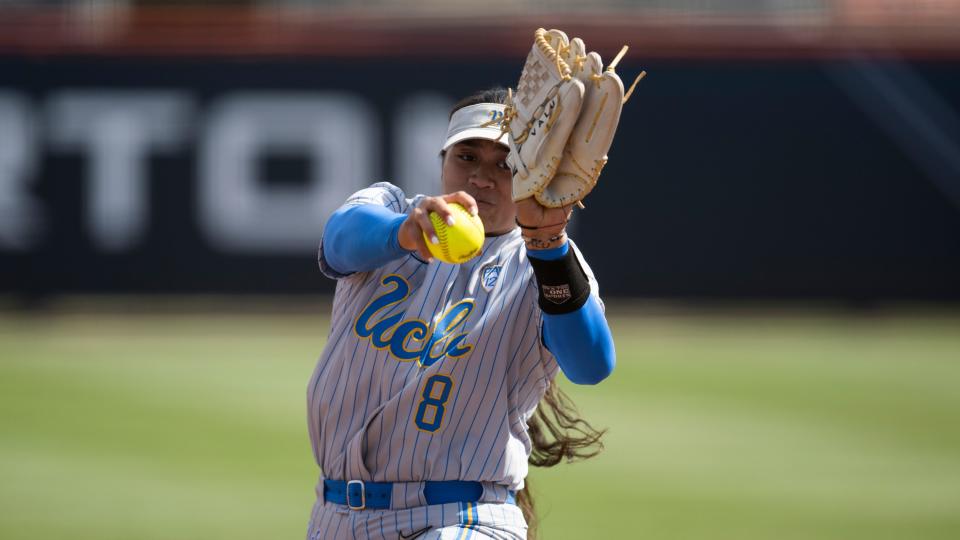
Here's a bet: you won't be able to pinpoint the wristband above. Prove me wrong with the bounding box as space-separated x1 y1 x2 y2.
528 246 591 314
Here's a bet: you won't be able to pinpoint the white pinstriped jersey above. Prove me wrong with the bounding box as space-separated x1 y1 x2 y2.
308 182 598 494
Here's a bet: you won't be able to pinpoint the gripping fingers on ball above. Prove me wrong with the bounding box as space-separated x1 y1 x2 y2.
415 237 434 262
422 198 458 228
411 210 437 261
402 207 437 254
398 209 434 261
444 191 478 217
413 207 441 246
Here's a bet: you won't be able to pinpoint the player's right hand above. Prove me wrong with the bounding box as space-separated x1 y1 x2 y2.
398 191 478 262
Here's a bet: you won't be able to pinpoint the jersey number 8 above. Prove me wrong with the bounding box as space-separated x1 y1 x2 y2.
415 375 453 432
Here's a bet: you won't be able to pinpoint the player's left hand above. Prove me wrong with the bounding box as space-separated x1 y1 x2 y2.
505 28 645 209
515 198 573 251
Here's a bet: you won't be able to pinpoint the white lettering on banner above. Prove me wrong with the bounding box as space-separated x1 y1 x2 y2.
0 90 451 256
47 91 192 251
393 92 452 197
199 93 376 253
0 92 42 250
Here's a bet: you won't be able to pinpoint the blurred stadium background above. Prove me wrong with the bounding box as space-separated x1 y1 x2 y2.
1 1 958 539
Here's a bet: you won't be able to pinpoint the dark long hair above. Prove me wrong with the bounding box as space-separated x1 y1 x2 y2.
520 382 607 538
448 88 608 539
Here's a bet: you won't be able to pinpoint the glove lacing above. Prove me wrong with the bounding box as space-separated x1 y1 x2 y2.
605 45 647 104
535 28 572 81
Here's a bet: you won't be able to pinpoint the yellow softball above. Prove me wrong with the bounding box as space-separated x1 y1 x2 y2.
423 203 485 264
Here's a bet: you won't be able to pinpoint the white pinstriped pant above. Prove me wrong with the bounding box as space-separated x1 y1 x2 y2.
306 498 527 540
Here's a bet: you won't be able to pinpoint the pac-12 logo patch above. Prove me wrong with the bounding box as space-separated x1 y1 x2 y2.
481 265 502 292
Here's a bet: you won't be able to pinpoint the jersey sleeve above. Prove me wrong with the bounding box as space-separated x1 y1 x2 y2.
318 182 421 279
342 182 412 212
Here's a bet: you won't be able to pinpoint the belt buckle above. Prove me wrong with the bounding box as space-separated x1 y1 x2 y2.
346 480 366 510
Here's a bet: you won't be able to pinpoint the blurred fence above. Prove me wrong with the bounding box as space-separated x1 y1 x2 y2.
2 1 960 58
1 3 959 301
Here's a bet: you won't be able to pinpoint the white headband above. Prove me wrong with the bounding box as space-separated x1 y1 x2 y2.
442 102 508 151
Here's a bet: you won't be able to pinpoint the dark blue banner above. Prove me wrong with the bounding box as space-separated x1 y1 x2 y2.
2 57 959 300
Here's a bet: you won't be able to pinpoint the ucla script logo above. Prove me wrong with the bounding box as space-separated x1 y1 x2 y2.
354 275 474 367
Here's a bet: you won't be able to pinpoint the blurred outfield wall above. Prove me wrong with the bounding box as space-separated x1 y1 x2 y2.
1 4 959 301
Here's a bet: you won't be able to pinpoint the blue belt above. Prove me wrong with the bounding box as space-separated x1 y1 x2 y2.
323 479 514 510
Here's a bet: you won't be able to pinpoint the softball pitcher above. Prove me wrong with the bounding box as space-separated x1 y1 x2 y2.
306 28 639 540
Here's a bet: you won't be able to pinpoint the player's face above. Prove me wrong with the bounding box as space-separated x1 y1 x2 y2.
441 139 515 235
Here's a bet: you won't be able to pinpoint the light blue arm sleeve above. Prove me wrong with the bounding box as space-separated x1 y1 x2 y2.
323 204 410 275
531 244 616 385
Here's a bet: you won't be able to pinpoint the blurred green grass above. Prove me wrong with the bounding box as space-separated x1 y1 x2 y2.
1 305 959 539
